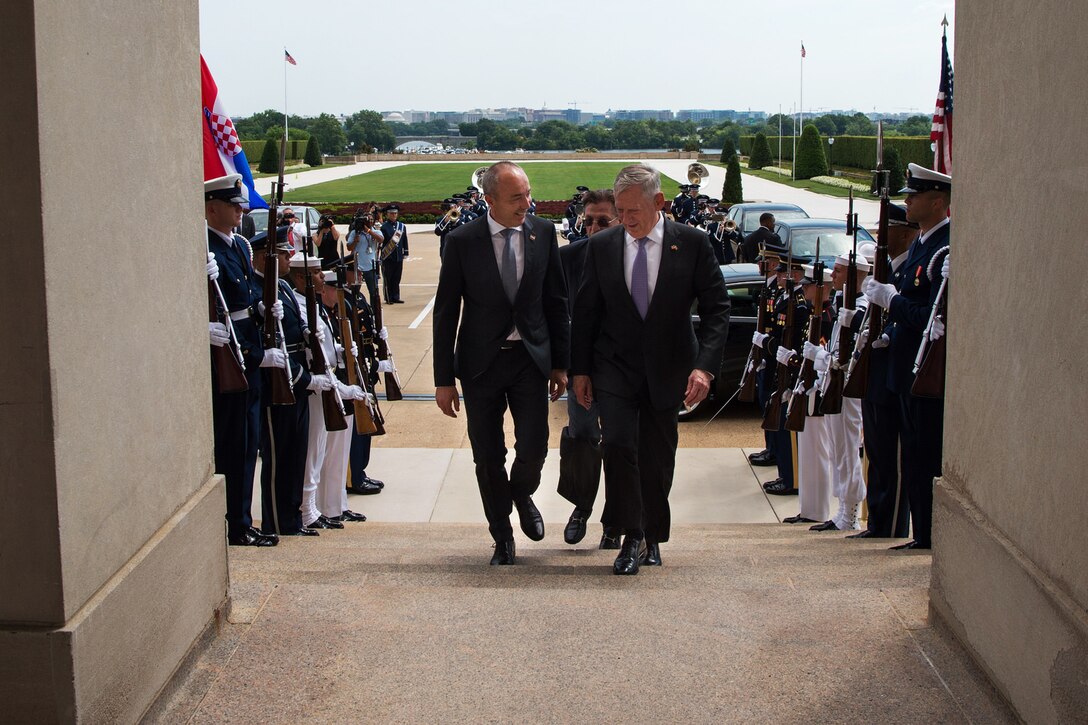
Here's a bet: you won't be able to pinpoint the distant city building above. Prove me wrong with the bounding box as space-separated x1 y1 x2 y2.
609 109 674 121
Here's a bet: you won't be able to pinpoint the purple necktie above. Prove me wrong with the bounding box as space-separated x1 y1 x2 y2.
631 236 649 319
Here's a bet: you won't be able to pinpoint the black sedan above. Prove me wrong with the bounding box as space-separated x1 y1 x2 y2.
681 262 766 419
770 218 875 264
726 202 809 236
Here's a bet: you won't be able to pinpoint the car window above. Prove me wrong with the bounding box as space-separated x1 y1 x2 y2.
248 209 269 233
727 282 762 319
787 229 873 259
741 208 808 234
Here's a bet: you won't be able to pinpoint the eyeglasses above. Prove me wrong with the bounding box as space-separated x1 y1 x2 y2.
585 216 617 229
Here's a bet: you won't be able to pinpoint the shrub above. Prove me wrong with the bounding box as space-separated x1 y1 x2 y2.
257 139 279 174
304 136 323 166
794 125 827 180
722 149 744 203
748 132 773 170
883 146 905 193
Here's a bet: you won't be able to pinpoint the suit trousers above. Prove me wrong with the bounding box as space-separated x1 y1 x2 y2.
211 367 262 538
557 394 603 512
596 385 680 543
259 395 309 535
797 415 832 522
461 344 549 542
318 420 352 519
898 393 944 547
862 397 910 537
826 397 866 525
302 394 329 526
381 258 403 302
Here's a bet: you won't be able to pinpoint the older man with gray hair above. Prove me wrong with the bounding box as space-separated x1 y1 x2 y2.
571 163 730 575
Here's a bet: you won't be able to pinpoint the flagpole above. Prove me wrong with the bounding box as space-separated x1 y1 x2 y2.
283 47 289 141
796 42 803 179
778 104 782 168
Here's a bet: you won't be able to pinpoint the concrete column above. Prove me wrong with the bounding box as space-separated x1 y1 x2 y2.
0 1 228 722
932 2 1088 721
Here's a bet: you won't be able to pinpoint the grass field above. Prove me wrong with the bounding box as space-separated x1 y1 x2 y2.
281 162 683 203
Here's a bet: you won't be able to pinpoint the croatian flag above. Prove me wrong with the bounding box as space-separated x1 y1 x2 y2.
200 55 267 209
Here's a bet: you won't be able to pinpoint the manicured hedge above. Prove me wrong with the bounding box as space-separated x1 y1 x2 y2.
739 135 933 170
241 139 306 162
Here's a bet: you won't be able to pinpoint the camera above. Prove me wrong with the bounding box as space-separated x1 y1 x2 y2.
319 215 333 229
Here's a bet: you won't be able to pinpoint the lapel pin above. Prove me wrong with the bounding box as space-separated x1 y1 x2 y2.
529 233 537 241
670 244 679 251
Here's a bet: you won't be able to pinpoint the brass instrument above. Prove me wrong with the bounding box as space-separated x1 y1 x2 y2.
437 205 461 233
572 202 585 236
470 166 489 193
687 162 710 186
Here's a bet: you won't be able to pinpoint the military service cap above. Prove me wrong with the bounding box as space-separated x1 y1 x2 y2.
898 163 951 195
204 173 248 204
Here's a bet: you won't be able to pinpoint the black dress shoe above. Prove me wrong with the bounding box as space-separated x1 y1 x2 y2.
340 509 367 522
846 529 882 539
319 515 344 529
749 451 778 467
283 528 320 536
564 508 589 545
306 518 331 530
640 542 662 566
490 540 516 565
249 527 279 545
514 497 545 541
599 528 622 550
783 514 819 524
364 475 385 489
764 479 799 495
613 535 646 575
809 520 839 531
347 479 382 495
890 540 931 551
228 529 278 547
747 448 770 462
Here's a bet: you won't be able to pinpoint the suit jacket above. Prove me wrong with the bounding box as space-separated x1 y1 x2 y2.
570 219 730 410
559 238 590 317
885 221 950 394
433 213 570 386
741 226 780 263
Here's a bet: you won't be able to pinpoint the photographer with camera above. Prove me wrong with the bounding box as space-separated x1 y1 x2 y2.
315 214 342 266
346 207 382 304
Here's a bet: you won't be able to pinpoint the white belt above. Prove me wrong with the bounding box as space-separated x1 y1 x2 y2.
229 309 253 321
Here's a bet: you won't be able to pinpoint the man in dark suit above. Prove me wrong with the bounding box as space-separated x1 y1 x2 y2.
433 161 570 565
571 164 730 575
740 212 780 263
863 163 951 551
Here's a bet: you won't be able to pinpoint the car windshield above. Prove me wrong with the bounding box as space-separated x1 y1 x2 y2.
744 209 806 233
787 228 874 258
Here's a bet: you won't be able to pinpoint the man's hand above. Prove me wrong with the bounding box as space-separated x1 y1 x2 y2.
549 369 568 402
684 368 713 409
209 322 229 347
206 252 219 281
572 375 593 410
752 331 769 349
863 277 897 309
436 385 460 418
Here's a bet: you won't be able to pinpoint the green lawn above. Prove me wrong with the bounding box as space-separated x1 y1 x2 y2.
281 162 682 203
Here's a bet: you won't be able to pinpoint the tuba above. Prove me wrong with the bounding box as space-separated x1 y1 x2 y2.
471 166 489 194
687 162 710 186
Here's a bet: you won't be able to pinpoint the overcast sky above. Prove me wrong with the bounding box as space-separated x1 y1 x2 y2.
200 0 955 119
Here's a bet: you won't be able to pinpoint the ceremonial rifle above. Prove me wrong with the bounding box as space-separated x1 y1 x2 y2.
302 214 349 432
820 192 858 414
785 238 825 432
911 247 949 398
370 280 403 401
761 244 799 432
738 245 772 403
208 268 248 393
333 264 379 435
347 278 386 435
262 137 295 405
843 121 890 399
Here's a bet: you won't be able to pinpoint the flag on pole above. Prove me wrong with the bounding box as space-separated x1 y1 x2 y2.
801 43 806 58
284 49 297 66
930 22 953 175
200 55 267 209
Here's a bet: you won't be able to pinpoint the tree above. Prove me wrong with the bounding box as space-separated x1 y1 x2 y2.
883 145 905 193
345 110 396 152
794 124 828 180
748 132 773 170
304 136 322 166
308 113 347 155
681 136 701 152
721 147 744 204
896 115 931 136
257 138 279 173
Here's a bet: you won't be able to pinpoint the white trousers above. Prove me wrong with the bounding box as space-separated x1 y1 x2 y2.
797 415 832 523
302 395 328 526
319 424 352 519
826 397 866 528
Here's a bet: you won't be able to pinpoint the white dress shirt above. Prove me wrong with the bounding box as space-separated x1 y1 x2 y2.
623 212 665 301
486 212 525 340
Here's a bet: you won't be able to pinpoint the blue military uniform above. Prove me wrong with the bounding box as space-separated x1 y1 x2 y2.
380 206 409 303
762 267 810 494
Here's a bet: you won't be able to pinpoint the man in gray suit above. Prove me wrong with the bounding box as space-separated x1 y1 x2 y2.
433 161 570 565
571 164 730 575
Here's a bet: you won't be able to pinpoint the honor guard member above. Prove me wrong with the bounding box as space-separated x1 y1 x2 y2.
748 245 783 468
862 165 951 550
781 264 834 526
205 173 279 547
671 184 690 219
380 204 409 303
806 243 875 532
251 227 318 537
317 268 370 523
705 205 739 265
753 255 809 496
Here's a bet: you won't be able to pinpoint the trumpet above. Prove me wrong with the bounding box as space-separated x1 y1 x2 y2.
437 205 461 232
572 202 585 236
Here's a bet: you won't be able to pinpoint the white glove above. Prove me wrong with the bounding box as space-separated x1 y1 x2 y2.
941 255 950 280
863 277 897 309
838 307 857 328
802 341 822 362
314 325 326 344
377 360 395 373
307 374 334 392
813 348 831 373
209 322 229 347
776 347 795 367
752 331 769 349
929 317 946 341
872 333 891 349
258 300 285 321
206 252 220 281
380 327 389 340
351 341 358 359
260 348 287 369
336 382 365 400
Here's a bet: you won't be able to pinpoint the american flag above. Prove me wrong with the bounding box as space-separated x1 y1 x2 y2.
930 25 953 175
284 49 297 66
801 43 806 58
